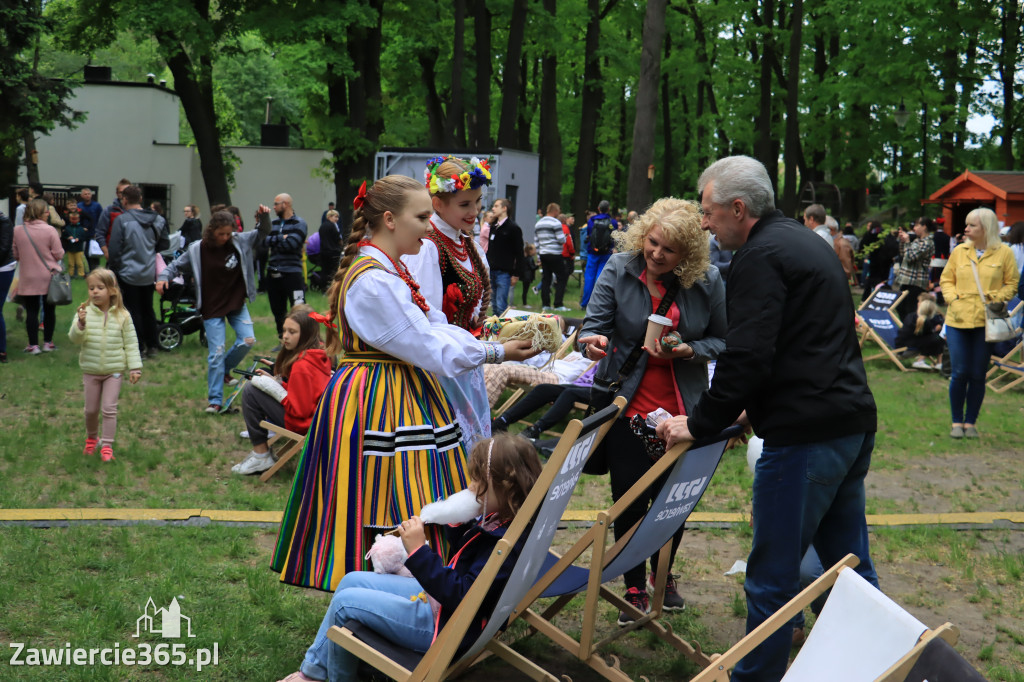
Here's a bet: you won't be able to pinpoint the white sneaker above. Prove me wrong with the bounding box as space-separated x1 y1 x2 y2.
233 452 275 475
912 358 932 370
239 430 249 439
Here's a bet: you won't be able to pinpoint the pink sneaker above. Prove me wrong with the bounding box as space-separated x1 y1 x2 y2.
100 446 115 462
41 342 57 352
83 438 98 456
23 345 41 355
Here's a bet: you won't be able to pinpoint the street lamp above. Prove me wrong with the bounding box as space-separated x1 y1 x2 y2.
894 99 910 129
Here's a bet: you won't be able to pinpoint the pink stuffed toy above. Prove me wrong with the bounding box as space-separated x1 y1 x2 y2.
364 488 485 577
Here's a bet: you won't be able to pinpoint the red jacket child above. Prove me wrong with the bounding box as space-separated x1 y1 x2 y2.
282 348 333 434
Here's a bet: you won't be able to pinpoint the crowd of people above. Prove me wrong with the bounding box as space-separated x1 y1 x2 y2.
3 152 1022 682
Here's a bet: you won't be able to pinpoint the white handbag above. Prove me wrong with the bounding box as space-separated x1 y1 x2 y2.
969 260 1016 343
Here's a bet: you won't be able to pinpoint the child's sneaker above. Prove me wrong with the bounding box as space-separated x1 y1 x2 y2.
83 438 98 456
205 404 221 414
650 572 686 611
617 587 650 626
23 345 41 355
41 342 57 352
100 446 115 462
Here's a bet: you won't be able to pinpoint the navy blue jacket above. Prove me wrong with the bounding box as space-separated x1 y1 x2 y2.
77 200 103 243
403 517 523 654
265 214 308 274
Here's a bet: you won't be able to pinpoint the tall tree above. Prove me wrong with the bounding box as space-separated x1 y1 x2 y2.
537 0 563 205
780 0 803 216
471 1 492 147
995 0 1021 169
626 0 666 212
497 0 528 147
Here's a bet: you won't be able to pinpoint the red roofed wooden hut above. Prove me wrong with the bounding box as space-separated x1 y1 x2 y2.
924 170 1024 237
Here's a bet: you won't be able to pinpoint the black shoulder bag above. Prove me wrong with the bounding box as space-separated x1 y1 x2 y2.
581 278 680 474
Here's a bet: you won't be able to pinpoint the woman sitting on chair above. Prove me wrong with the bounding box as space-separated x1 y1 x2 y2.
578 197 727 624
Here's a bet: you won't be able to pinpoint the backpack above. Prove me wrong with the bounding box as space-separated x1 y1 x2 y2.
589 217 613 255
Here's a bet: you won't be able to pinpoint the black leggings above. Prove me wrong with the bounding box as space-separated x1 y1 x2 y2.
605 418 686 591
540 253 566 307
499 383 590 432
23 295 55 346
120 282 159 351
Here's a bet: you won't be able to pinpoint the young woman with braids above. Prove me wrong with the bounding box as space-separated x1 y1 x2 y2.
271 175 538 591
403 155 495 447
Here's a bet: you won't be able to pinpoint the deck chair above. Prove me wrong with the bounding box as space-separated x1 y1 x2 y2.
258 420 305 482
858 308 910 372
483 426 743 682
986 297 1024 393
858 285 907 322
901 633 987 682
692 554 958 682
326 397 627 682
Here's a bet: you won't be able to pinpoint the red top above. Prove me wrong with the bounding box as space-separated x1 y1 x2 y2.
282 348 333 434
626 272 685 420
561 223 575 259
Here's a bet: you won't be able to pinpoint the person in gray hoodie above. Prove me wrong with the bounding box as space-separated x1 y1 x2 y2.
106 185 169 356
157 207 273 412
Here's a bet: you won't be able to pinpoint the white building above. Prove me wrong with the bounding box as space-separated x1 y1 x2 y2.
18 75 333 228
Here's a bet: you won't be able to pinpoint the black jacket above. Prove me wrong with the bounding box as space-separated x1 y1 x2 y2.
486 218 523 275
0 212 13 267
688 210 877 446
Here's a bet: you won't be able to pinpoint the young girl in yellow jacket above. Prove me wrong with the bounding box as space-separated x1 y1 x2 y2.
69 268 143 461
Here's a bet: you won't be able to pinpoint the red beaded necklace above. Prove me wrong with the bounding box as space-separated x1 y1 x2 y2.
430 219 470 261
358 241 430 312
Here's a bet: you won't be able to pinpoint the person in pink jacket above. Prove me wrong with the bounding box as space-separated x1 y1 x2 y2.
12 199 64 354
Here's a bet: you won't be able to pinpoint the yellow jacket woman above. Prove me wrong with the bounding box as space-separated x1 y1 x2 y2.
940 236 1019 329
938 207 1020 440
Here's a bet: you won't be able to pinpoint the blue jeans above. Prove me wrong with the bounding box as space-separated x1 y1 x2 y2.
300 572 435 682
581 252 611 308
733 432 878 682
0 269 13 354
491 269 512 315
202 306 254 406
945 326 990 424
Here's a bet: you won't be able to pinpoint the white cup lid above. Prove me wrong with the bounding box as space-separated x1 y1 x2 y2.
648 314 672 325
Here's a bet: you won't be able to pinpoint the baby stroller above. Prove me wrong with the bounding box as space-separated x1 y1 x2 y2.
157 279 206 351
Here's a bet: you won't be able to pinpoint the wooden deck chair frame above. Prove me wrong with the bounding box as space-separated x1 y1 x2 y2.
326 397 627 682
857 287 907 324
857 310 909 372
986 338 1024 393
690 554 959 682
257 420 305 482
467 426 742 682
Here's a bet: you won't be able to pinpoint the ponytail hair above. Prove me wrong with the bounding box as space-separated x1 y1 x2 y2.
324 175 425 355
914 293 938 335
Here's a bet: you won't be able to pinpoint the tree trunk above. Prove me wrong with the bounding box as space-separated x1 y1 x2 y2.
999 0 1020 170
753 0 778 196
472 2 492 147
419 51 445 146
681 0 730 171
626 0 666 213
780 0 802 216
661 33 673 198
538 0 562 205
163 43 231 206
22 133 39 186
325 33 350 230
571 0 605 230
445 0 466 147
335 0 384 226
497 0 528 147
517 55 533 150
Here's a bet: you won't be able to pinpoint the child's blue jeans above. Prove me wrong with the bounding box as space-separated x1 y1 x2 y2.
300 572 435 682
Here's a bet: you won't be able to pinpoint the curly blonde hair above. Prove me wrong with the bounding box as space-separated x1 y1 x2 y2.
613 197 710 288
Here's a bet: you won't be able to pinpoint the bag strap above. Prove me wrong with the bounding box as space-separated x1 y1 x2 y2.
968 258 986 303
21 224 59 274
613 277 682 381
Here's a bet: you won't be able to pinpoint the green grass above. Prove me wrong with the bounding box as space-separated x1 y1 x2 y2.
2 274 1023 679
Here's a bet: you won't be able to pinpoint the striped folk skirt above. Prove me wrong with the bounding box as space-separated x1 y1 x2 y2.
270 355 470 591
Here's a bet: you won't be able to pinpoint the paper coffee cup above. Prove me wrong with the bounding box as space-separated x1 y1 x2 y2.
645 314 672 350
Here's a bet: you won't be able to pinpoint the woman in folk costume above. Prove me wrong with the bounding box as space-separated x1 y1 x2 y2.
271 175 537 591
403 156 494 448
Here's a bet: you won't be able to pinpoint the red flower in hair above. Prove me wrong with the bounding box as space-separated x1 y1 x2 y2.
353 180 368 210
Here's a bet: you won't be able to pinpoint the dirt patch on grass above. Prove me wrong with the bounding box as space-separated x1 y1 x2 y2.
867 451 1024 513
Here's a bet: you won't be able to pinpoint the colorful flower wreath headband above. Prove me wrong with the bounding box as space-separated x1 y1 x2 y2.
424 155 493 195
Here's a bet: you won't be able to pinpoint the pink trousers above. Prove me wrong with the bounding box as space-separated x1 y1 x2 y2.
83 373 122 448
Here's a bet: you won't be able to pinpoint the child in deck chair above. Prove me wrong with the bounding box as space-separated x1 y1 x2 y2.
278 433 542 682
